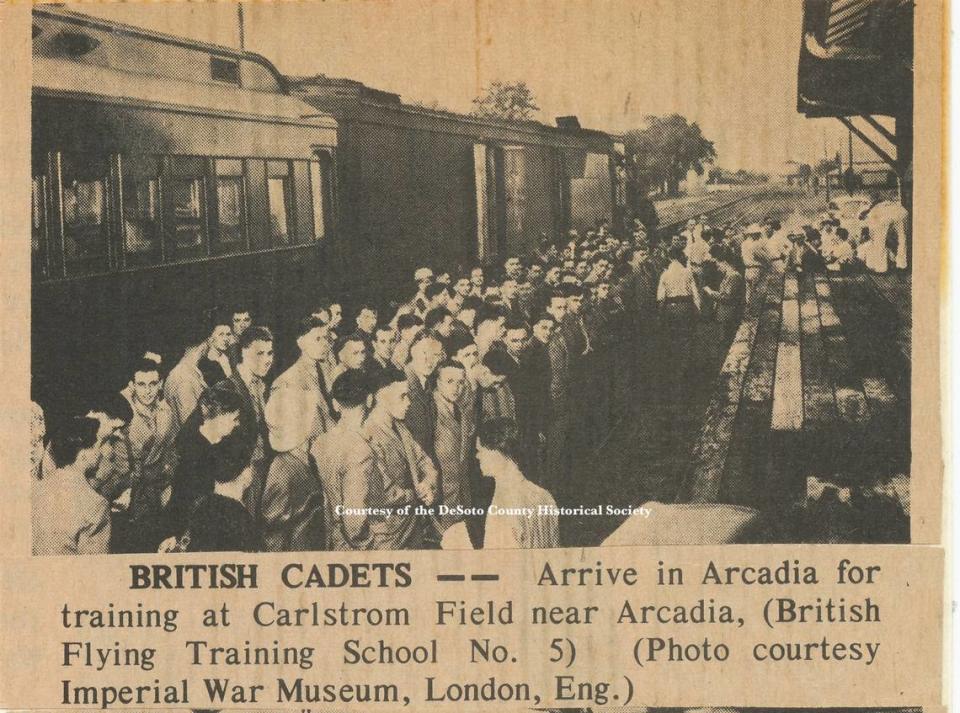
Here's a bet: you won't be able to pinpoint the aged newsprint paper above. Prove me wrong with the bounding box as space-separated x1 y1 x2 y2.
0 0 947 711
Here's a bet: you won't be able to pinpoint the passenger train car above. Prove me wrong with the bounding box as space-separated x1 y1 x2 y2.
32 8 337 409
31 7 623 409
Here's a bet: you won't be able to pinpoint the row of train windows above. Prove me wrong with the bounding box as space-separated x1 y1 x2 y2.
32 152 335 280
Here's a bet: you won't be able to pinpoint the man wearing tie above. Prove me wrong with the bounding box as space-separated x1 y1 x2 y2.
403 331 445 460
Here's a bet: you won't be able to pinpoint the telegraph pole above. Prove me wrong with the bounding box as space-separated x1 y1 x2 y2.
237 3 246 51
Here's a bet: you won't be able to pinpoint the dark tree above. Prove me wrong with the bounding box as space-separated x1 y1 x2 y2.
623 114 717 197
471 81 540 121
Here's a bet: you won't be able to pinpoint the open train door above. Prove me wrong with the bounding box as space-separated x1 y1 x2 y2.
472 143 508 264
501 145 527 255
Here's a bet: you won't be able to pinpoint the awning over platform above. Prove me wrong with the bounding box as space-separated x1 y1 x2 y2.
797 0 912 119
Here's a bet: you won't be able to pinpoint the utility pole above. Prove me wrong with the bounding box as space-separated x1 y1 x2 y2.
846 126 854 194
237 3 245 51
821 128 830 204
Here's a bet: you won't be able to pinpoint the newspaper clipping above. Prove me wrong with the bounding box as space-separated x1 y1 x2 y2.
0 0 945 711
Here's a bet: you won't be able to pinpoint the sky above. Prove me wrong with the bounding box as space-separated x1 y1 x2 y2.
71 0 876 173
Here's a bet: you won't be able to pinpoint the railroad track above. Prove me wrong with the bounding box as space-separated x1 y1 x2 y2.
655 188 821 240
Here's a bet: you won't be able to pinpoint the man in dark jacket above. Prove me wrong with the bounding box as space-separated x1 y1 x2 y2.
182 452 257 553
403 331 445 460
163 383 248 539
504 319 548 483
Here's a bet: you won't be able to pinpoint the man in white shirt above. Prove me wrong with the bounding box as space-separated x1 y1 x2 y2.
33 415 111 555
657 248 702 312
763 219 790 274
740 224 764 303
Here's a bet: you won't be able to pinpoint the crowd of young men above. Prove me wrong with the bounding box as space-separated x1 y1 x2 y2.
31 198 908 554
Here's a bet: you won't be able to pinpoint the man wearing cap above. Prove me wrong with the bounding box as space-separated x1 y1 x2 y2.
396 267 434 321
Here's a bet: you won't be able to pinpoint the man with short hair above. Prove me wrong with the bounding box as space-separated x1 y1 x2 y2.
85 395 136 548
500 277 528 322
258 320 333 553
545 291 567 326
33 415 111 555
703 244 746 362
198 309 235 387
446 332 480 443
361 369 440 548
231 306 253 340
120 358 178 550
183 455 257 552
433 360 473 531
164 383 247 538
474 307 507 361
371 324 398 371
354 304 378 342
504 256 524 281
477 349 517 424
165 323 216 427
424 306 455 340
404 332 445 459
502 320 545 480
454 296 483 338
310 370 376 550
225 325 275 525
452 274 473 300
392 313 424 370
330 332 369 382
560 285 591 361
423 282 450 316
469 266 485 297
265 316 337 462
228 306 254 364
539 306 571 494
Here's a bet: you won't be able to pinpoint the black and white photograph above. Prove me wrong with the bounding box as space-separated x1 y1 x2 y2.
28 0 919 554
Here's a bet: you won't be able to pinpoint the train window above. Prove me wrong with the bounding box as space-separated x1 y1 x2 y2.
214 159 246 252
121 155 162 266
210 57 241 85
165 157 207 259
267 160 293 244
60 152 109 276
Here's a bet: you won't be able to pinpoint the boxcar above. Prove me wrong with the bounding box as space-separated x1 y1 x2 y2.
289 76 623 302
31 8 337 410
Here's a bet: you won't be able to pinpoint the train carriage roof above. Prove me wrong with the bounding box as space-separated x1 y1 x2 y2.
32 7 335 130
35 55 336 130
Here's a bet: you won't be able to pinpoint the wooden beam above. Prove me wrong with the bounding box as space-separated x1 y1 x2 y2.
772 276 803 431
799 274 839 427
837 116 899 173
860 114 898 146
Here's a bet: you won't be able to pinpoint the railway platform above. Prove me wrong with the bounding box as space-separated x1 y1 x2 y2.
560 189 911 546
